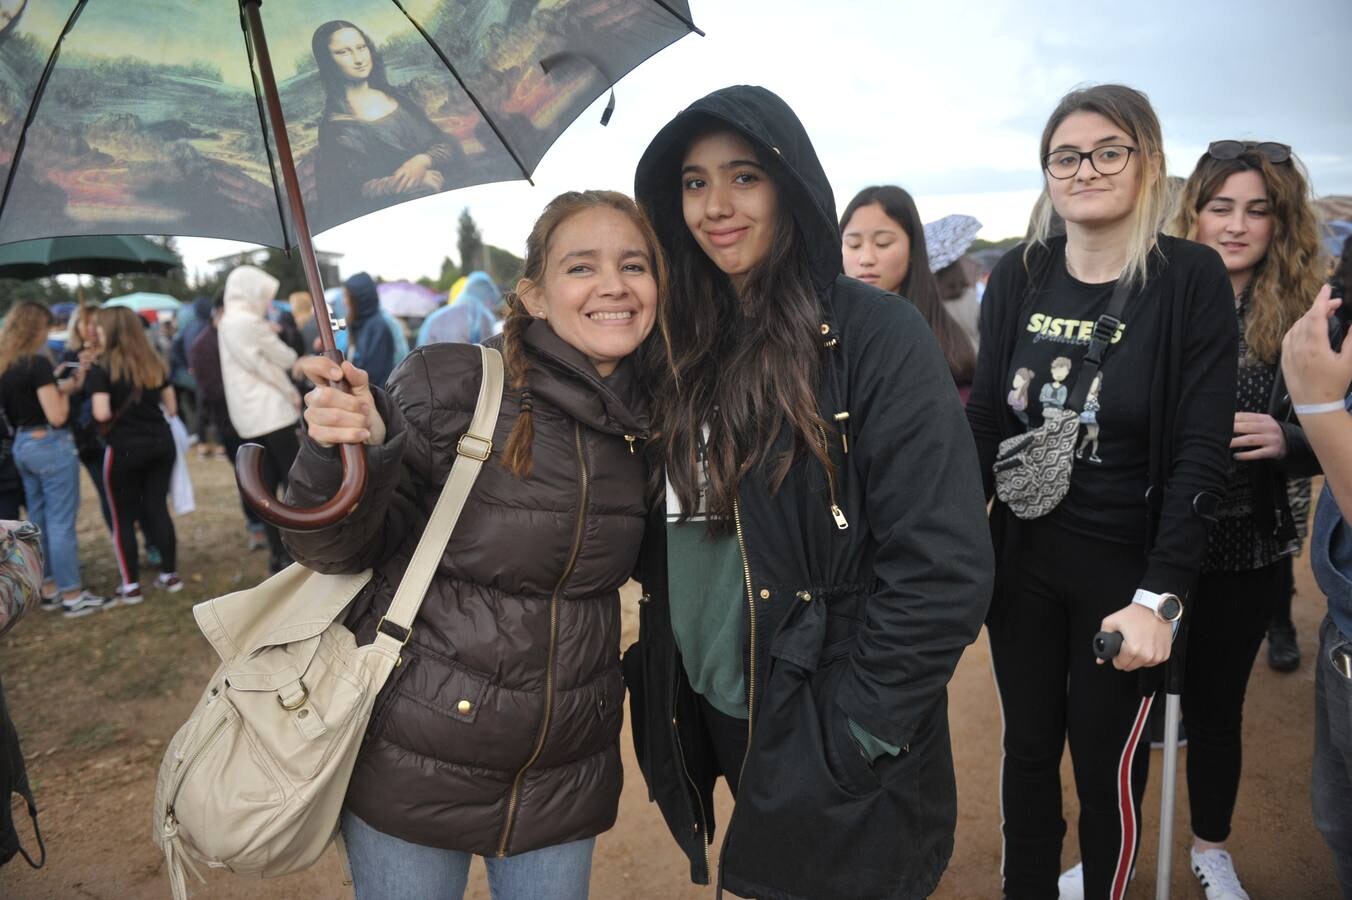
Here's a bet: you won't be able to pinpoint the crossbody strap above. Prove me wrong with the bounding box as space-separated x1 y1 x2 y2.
1065 279 1132 413
374 345 503 663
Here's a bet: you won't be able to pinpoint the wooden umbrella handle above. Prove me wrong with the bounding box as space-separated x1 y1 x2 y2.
234 0 367 532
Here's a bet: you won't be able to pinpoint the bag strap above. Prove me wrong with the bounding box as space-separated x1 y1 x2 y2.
98 385 143 436
1066 279 1132 413
373 345 503 663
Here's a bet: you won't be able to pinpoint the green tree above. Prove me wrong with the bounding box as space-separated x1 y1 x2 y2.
484 245 524 286
457 208 484 274
258 248 307 296
435 256 462 292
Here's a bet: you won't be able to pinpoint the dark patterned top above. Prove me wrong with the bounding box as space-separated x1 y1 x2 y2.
1203 296 1299 572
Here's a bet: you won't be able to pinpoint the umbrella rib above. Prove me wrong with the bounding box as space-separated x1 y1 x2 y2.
0 0 92 240
642 0 706 36
389 0 535 187
237 2 293 251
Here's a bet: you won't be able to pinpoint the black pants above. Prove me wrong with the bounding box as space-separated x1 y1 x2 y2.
988 517 1153 900
79 447 113 531
102 440 176 586
243 424 299 568
214 403 262 529
698 695 750 797
1183 562 1284 842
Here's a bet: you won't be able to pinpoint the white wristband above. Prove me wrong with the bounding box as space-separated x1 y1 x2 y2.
1293 400 1348 416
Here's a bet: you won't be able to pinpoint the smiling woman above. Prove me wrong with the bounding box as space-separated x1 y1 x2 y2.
280 189 661 899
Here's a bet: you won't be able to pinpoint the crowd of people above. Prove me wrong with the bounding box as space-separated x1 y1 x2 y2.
286 81 1351 900
1 78 1348 899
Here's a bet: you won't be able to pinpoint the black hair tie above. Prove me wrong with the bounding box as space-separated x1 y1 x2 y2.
519 390 534 413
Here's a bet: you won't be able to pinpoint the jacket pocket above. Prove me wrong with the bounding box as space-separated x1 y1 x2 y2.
819 667 881 797
366 651 416 739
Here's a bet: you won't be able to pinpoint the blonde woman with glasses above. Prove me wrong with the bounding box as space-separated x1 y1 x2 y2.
966 84 1238 900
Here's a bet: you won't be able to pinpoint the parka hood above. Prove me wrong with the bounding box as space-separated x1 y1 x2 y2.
634 84 842 295
344 272 380 322
191 294 214 321
222 265 279 318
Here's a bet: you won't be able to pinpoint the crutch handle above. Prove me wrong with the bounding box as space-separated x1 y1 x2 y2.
1093 631 1123 661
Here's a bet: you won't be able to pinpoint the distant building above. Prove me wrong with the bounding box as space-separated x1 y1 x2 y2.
207 249 344 288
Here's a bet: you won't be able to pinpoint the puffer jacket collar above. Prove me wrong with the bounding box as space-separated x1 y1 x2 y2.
521 319 649 439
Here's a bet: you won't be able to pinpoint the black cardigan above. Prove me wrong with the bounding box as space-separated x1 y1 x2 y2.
966 234 1238 596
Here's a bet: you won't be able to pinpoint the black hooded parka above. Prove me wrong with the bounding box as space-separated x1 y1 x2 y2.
624 85 995 900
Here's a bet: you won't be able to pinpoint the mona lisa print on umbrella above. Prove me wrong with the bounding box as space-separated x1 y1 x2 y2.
0 0 697 528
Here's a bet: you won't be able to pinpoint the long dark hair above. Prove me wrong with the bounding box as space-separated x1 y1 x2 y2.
840 185 975 385
500 190 669 479
651 130 832 531
311 20 399 118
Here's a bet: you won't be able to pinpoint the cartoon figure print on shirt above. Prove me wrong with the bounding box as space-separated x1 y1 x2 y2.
1038 357 1071 412
1007 304 1129 468
1075 371 1103 463
1007 367 1034 426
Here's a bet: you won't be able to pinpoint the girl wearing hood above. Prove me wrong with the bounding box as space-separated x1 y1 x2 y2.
965 85 1237 899
217 265 303 574
283 190 659 899
625 85 993 900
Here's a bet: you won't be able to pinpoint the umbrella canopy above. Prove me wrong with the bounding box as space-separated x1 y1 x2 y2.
0 1 698 249
0 234 181 279
377 280 439 318
103 292 182 313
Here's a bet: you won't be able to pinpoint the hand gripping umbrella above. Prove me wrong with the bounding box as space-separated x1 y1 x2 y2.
0 0 698 530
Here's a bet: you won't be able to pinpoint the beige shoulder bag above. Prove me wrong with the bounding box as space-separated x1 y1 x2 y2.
153 345 504 899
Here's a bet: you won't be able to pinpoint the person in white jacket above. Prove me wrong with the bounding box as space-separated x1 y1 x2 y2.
217 265 302 573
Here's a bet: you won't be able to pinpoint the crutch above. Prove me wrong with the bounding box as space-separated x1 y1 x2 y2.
1093 625 1186 900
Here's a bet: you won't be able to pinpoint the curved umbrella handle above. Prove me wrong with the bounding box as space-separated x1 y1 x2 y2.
233 350 369 532
235 4 370 532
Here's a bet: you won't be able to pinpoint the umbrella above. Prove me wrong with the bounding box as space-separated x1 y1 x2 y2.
0 1 699 530
103 292 183 313
377 280 439 318
0 235 180 280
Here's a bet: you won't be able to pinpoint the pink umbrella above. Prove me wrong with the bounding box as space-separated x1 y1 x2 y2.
377 281 440 318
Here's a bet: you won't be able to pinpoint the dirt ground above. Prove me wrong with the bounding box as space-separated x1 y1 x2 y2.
0 456 1341 898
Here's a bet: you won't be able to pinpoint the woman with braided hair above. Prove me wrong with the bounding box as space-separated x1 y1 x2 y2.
282 190 660 899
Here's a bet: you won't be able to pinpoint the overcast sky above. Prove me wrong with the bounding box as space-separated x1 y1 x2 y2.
178 0 1352 285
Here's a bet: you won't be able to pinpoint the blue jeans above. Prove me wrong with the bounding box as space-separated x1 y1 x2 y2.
1314 615 1352 898
340 810 595 900
12 427 81 592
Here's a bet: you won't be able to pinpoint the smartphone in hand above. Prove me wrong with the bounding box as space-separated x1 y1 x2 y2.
53 361 78 381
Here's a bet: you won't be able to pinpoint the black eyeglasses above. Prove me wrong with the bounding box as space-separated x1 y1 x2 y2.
1207 140 1291 164
1043 145 1136 180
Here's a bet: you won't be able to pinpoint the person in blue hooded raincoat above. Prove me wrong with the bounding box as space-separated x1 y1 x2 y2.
343 272 396 390
416 271 502 347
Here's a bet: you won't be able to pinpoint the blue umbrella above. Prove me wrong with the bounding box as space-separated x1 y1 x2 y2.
103 292 183 314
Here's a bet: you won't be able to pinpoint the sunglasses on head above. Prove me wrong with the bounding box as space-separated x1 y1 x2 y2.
1207 140 1291 164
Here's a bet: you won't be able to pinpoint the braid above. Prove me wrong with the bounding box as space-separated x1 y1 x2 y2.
500 290 536 479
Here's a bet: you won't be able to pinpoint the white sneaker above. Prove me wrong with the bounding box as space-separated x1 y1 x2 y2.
1191 848 1249 900
1057 862 1083 900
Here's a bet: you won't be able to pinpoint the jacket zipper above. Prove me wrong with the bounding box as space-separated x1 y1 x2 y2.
496 422 588 856
816 425 849 530
731 499 757 770
670 657 712 879
716 499 758 891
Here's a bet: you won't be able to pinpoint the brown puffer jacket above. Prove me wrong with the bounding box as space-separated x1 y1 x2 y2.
282 322 649 856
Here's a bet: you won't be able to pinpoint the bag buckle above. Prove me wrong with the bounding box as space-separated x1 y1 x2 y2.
377 616 413 666
1092 314 1123 345
277 681 310 710
456 432 492 461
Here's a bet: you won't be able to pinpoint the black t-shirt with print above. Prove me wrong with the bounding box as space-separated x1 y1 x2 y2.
1004 262 1159 543
0 355 56 428
84 364 171 448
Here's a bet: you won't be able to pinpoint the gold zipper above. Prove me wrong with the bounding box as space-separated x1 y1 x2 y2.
624 434 637 454
671 671 712 879
732 499 757 763
816 425 849 530
496 423 588 856
167 710 231 820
